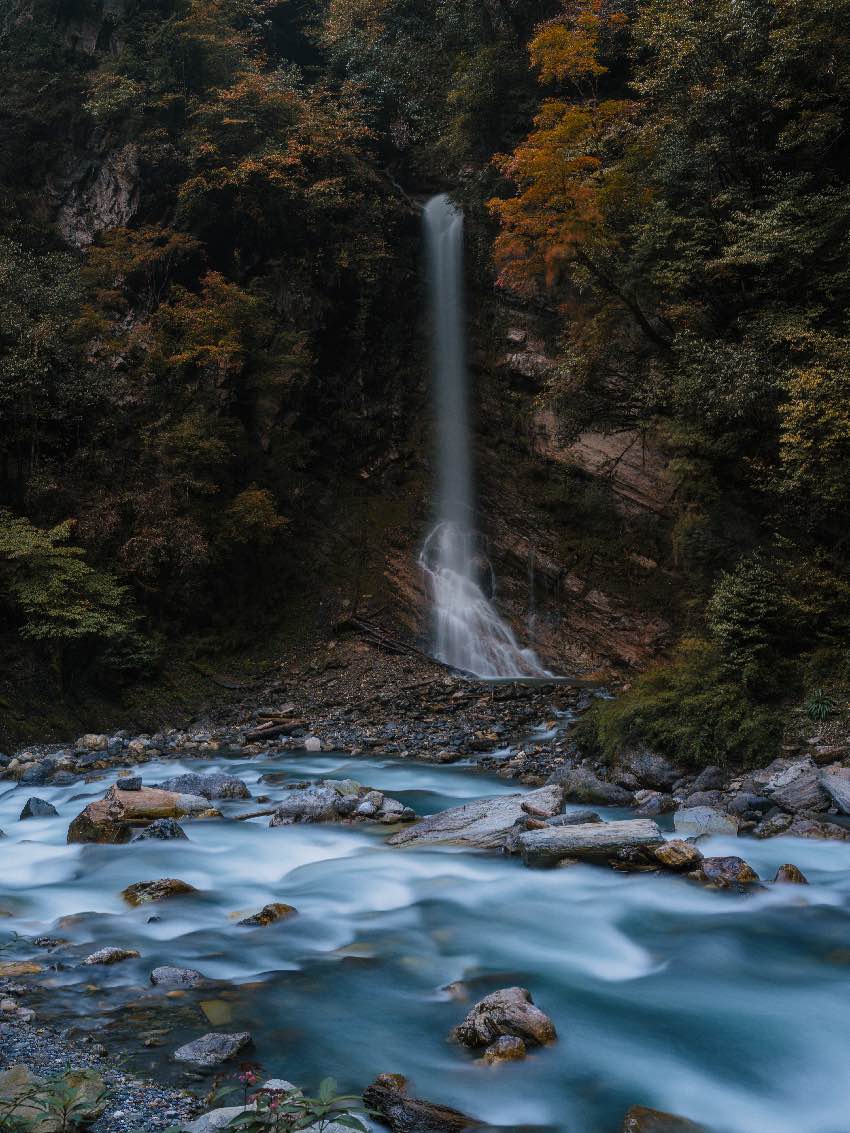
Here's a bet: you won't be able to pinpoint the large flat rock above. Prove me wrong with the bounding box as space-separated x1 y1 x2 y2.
518 819 663 867
386 785 564 849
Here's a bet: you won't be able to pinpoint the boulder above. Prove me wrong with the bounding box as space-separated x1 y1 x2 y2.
727 792 772 816
621 1105 707 1132
633 791 677 818
83 946 140 965
157 773 250 800
151 965 205 987
133 818 188 841
20 798 58 820
518 819 663 867
673 807 739 837
122 878 197 905
77 734 108 751
547 766 633 806
615 747 676 790
690 856 759 888
769 762 830 813
773 864 808 884
650 840 704 871
19 762 50 786
752 812 793 839
820 772 850 815
173 1031 252 1068
785 816 850 841
450 987 556 1049
363 1074 478 1133
270 783 414 827
68 785 212 843
185 1105 256 1133
690 766 726 792
237 902 297 927
387 786 564 849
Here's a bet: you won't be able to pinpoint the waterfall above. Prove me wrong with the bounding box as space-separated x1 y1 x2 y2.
419 193 550 679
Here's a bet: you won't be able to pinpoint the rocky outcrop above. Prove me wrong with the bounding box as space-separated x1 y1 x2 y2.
518 819 663 867
673 807 739 837
55 144 141 248
386 785 564 849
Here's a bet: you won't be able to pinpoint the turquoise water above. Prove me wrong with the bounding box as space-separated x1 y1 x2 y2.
2 754 850 1132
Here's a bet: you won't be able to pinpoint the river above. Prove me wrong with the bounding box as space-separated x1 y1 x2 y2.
2 752 850 1132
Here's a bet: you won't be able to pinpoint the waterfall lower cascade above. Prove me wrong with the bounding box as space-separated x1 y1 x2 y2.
419 193 550 679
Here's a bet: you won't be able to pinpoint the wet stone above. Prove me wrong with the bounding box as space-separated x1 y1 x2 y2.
84 947 141 965
122 878 198 905
773 864 809 884
19 797 58 820
173 1031 252 1068
451 986 556 1049
237 902 297 927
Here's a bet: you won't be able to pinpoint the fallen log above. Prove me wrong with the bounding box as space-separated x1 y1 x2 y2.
518 819 663 867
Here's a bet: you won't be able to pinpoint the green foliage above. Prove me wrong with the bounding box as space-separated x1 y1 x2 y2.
0 1068 107 1133
573 638 784 768
804 688 836 723
221 1077 368 1132
0 510 136 647
706 555 795 697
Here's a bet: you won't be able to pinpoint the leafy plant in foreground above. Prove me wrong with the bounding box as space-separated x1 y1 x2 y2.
804 688 836 722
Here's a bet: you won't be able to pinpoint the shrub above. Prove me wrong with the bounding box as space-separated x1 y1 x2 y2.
573 638 783 768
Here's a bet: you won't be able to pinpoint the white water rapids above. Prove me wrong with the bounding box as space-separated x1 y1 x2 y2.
420 193 549 678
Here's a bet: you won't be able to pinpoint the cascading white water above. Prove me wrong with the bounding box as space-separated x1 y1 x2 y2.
419 193 549 678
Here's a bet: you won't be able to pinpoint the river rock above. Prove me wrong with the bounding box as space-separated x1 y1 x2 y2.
133 818 188 841
769 763 830 813
237 902 297 926
820 772 850 815
122 878 197 905
157 772 250 800
116 776 142 791
633 791 677 817
185 1105 257 1133
547 766 633 806
270 782 414 827
480 1035 527 1064
173 1031 252 1067
650 840 704 871
784 816 850 840
546 811 602 826
151 965 205 987
19 797 58 820
673 807 739 837
752 811 793 838
68 785 212 843
727 792 772 816
18 762 50 786
77 734 108 751
615 747 676 790
518 819 663 867
690 766 726 792
451 986 556 1049
621 1105 707 1132
84 946 140 964
690 856 759 888
363 1073 478 1133
773 863 808 884
387 785 564 849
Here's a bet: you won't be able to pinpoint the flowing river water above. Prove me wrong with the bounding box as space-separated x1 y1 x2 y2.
3 751 850 1133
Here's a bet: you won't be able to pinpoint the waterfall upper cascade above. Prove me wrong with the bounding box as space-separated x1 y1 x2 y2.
419 192 550 679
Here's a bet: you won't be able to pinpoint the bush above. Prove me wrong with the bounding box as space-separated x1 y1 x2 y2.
573 638 783 769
